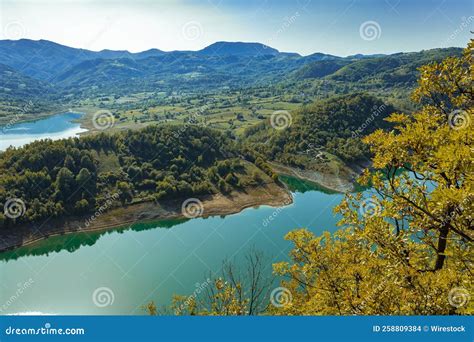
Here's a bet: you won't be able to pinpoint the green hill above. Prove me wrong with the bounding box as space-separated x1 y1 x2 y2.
244 93 396 164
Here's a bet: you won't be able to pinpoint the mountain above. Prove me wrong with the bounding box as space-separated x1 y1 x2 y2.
0 39 289 82
346 53 386 59
197 42 280 56
293 59 351 79
0 39 463 99
328 48 462 85
0 63 55 98
90 48 165 60
291 48 463 84
303 52 341 61
0 39 165 81
53 53 302 92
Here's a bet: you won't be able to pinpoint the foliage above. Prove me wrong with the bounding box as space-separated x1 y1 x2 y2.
272 41 473 315
246 93 396 163
153 251 274 316
0 125 274 228
175 41 473 316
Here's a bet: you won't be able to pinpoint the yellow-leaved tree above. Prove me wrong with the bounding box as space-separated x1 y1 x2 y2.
147 41 472 316
272 41 473 315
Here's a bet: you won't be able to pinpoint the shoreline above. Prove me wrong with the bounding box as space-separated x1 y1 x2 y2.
269 162 356 193
0 182 292 253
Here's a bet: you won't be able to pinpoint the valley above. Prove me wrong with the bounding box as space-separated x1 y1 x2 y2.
0 35 471 317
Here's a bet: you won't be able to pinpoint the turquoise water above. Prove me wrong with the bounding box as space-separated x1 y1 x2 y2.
0 112 87 151
0 182 345 315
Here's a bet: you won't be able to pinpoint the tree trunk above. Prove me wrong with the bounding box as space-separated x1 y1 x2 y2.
434 225 449 270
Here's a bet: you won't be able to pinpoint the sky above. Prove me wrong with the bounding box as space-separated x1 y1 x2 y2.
0 0 472 56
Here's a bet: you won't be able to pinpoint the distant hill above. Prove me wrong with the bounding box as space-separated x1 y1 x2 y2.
53 53 301 92
0 63 55 98
303 52 341 62
0 39 292 81
328 48 462 84
293 60 351 79
346 53 386 59
0 39 165 80
0 39 463 99
291 47 462 85
197 42 280 56
245 93 396 163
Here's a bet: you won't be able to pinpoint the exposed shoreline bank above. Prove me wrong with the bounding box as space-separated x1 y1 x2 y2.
0 183 292 253
269 162 357 193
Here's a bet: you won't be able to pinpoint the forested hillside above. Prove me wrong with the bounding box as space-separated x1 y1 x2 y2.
244 93 396 164
0 125 276 228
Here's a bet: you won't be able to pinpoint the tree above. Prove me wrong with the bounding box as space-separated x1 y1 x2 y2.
117 181 133 205
159 251 273 316
272 41 473 315
55 167 76 200
176 42 473 316
76 168 95 194
74 199 89 213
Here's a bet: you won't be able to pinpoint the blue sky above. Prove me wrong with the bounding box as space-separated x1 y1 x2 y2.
0 0 472 56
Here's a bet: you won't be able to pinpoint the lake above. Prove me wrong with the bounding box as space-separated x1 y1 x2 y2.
0 112 87 151
0 179 345 315
0 114 347 315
